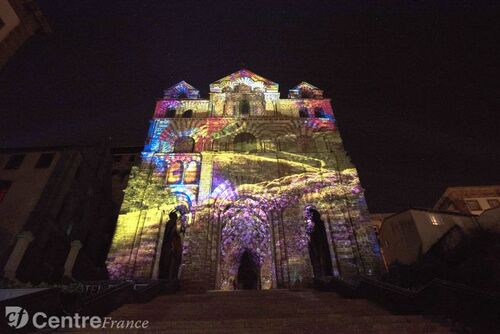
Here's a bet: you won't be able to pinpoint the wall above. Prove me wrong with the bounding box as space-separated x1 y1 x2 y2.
0 0 50 67
0 0 20 41
0 151 59 254
380 209 478 266
379 211 421 265
412 210 476 255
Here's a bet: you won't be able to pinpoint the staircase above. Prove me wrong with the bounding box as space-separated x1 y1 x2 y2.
60 289 454 333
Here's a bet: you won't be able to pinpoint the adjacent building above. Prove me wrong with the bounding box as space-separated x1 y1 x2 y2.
110 146 142 209
0 145 116 283
379 208 477 266
0 0 50 68
106 69 383 291
434 185 500 215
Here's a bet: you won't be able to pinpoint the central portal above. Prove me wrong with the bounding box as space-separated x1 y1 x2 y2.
236 250 261 290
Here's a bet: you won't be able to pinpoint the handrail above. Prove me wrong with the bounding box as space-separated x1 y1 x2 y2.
314 275 500 323
70 281 134 316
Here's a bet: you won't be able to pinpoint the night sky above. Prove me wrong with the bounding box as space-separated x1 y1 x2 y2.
0 1 498 213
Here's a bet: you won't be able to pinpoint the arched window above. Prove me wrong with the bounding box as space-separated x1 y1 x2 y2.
184 161 199 184
166 108 176 118
233 132 257 152
314 107 325 118
299 107 309 118
239 100 250 115
182 109 193 118
167 161 183 184
174 136 195 153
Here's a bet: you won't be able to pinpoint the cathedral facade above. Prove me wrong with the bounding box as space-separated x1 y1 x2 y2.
106 69 381 290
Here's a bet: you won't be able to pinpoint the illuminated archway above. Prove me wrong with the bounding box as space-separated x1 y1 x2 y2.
216 196 273 290
233 132 257 152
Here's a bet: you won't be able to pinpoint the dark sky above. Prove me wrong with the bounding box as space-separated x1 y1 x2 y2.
0 1 499 213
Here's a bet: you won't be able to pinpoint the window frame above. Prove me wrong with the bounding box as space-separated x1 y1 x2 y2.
0 180 12 203
35 153 55 169
4 154 25 170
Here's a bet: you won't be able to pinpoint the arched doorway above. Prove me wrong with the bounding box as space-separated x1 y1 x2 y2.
216 196 273 290
306 208 333 278
236 249 261 290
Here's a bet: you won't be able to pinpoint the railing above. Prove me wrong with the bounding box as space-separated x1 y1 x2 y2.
314 276 500 327
79 280 125 297
63 281 134 316
63 279 179 316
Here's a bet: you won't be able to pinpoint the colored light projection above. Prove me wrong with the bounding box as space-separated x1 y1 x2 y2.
106 70 381 289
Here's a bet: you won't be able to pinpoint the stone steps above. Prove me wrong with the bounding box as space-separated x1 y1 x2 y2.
58 289 455 333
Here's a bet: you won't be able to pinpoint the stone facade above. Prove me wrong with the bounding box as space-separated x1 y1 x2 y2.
106 69 382 290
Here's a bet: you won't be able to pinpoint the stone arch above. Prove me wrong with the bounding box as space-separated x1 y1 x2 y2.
182 109 193 118
207 183 274 290
217 197 273 290
233 132 257 152
174 136 195 153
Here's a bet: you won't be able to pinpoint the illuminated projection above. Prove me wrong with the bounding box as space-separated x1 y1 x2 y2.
106 69 382 290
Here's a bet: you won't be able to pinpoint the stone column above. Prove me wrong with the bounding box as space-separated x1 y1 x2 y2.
3 231 35 280
63 240 83 278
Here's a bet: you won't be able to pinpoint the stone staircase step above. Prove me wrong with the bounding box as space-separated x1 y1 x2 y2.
57 289 455 333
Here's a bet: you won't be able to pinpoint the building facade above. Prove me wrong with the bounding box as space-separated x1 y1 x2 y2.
0 0 50 68
0 145 116 283
106 69 382 290
434 185 500 215
379 208 477 267
110 146 142 209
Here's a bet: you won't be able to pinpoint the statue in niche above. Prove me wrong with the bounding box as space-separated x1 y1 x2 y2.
158 210 186 280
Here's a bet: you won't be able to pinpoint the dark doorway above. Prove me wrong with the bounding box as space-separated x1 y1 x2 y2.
159 212 183 280
236 250 260 290
182 109 193 118
308 209 333 278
